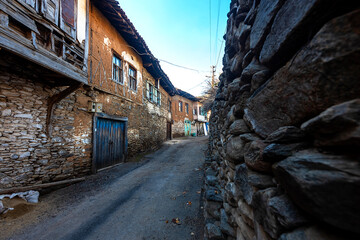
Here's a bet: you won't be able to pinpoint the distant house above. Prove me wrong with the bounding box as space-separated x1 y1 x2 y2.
171 89 208 137
0 0 177 189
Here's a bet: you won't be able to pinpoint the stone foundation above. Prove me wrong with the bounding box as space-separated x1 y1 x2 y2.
204 1 360 239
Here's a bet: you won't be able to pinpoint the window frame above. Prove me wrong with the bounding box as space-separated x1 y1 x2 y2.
112 54 123 84
128 65 137 91
179 101 183 112
185 103 189 114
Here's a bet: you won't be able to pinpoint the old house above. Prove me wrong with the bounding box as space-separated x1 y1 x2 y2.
0 0 176 189
171 89 198 137
83 0 176 171
193 100 208 136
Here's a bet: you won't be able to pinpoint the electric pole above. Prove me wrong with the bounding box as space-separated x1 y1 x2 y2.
211 65 216 89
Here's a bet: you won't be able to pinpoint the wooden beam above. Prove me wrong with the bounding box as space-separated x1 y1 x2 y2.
46 83 83 135
0 177 86 195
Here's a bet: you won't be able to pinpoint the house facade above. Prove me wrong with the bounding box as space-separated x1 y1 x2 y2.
0 0 176 189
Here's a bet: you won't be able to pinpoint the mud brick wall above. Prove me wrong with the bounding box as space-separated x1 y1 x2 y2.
204 0 360 239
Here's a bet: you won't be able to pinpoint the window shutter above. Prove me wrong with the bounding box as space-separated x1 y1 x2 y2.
158 91 161 105
61 0 75 27
154 88 157 103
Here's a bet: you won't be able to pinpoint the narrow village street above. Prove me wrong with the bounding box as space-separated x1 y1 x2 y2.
1 137 207 240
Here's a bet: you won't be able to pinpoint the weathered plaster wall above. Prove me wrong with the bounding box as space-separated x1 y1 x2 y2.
204 0 360 239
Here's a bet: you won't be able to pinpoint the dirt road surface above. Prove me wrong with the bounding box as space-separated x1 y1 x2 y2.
0 137 207 240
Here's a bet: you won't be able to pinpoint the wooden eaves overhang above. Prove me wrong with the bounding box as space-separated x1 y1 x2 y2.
176 88 199 102
92 0 176 96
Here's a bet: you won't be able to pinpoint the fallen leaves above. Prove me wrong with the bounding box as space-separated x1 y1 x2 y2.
186 201 192 206
171 218 181 225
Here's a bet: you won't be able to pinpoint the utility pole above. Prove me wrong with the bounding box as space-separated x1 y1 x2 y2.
211 65 216 89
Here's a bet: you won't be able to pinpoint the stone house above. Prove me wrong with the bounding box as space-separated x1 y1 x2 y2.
0 0 176 189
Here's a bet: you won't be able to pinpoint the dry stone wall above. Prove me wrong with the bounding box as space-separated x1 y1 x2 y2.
204 0 360 239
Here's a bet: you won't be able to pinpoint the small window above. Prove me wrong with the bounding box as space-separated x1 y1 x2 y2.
168 100 172 112
112 55 123 83
185 103 189 114
146 82 154 101
179 101 183 112
157 91 161 105
129 66 137 91
193 108 197 115
199 107 203 116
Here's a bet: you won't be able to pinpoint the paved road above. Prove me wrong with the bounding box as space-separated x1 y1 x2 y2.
1 137 207 240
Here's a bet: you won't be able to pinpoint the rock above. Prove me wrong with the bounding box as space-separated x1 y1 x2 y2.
11 154 19 160
240 58 268 85
1 109 11 116
229 53 244 76
237 198 254 222
279 226 345 240
262 142 308 163
274 149 360 233
250 69 270 92
244 0 258 25
235 13 248 27
220 209 236 237
19 152 31 159
239 133 260 143
268 195 308 229
14 114 32 119
226 136 246 163
239 24 251 47
207 175 218 186
247 170 275 189
227 78 241 94
225 182 240 202
206 189 223 202
253 188 307 238
234 164 257 205
244 140 271 172
206 223 224 240
229 120 250 136
265 126 306 143
301 99 360 148
245 10 360 138
234 216 255 240
241 50 253 69
206 201 222 220
254 221 272 240
250 0 284 52
260 0 359 69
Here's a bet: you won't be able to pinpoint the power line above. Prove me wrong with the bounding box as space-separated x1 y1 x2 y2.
159 59 208 73
209 0 212 66
214 0 221 64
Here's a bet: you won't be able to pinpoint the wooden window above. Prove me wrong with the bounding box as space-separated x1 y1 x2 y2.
193 107 197 115
157 91 161 105
185 103 189 114
129 66 137 91
199 106 203 115
146 82 154 101
112 55 123 84
61 0 75 27
168 100 172 112
179 101 183 112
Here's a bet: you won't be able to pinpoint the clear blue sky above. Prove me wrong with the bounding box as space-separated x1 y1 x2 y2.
117 0 229 96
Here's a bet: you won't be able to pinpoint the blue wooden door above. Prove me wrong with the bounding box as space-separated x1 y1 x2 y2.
94 117 127 170
184 120 191 136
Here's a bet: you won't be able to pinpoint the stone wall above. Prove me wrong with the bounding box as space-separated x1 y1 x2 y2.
0 71 92 188
204 0 360 239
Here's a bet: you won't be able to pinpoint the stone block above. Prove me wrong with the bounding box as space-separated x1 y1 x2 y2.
245 10 360 138
274 149 360 233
